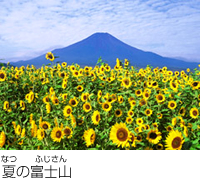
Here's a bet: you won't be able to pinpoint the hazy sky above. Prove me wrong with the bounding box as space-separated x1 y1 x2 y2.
0 0 200 62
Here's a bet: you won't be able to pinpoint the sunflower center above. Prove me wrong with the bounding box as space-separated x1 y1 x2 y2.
117 128 128 141
180 109 184 114
90 134 95 141
43 124 48 129
171 137 182 149
124 79 129 85
137 136 141 141
71 100 76 105
145 93 149 97
158 95 163 100
116 110 121 115
64 128 71 135
85 104 90 110
146 110 150 114
153 82 157 86
55 99 58 103
136 91 141 94
0 73 5 79
56 131 62 138
61 73 65 77
149 132 157 139
192 110 198 116
167 127 172 131
129 112 133 116
48 54 53 59
170 103 175 107
140 100 146 105
96 115 99 122
172 83 176 88
157 144 162 149
104 104 109 109
83 95 87 100
67 109 71 114
193 82 198 87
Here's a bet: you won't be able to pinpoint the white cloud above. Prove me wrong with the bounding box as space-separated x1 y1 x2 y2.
0 0 200 62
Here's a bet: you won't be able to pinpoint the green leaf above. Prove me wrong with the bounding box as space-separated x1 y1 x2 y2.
182 141 192 150
88 148 98 150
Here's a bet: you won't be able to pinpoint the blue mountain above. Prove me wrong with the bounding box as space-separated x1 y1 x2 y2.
11 32 199 70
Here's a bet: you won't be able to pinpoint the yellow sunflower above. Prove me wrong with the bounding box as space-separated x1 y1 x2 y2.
168 100 177 110
20 100 25 111
155 93 165 103
81 93 89 102
63 126 73 139
122 77 132 88
63 105 72 117
165 130 184 150
0 70 6 81
77 85 84 92
83 128 96 147
136 118 143 125
3 101 9 111
146 129 162 144
126 116 133 124
135 89 142 97
46 52 55 61
46 103 51 113
190 107 199 119
127 110 134 117
102 102 112 112
115 109 122 117
145 109 153 116
28 91 34 103
139 98 147 106
109 122 131 148
179 107 186 116
156 143 163 150
37 129 45 141
166 125 173 132
52 96 59 105
69 98 78 107
91 110 101 125
0 131 6 148
40 121 51 130
130 132 136 147
83 102 92 112
51 127 64 142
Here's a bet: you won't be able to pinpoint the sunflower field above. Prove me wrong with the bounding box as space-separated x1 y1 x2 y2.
0 52 200 150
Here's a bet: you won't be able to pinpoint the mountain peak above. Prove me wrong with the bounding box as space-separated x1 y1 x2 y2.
11 32 199 70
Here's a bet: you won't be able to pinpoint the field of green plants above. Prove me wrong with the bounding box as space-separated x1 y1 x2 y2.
0 52 200 150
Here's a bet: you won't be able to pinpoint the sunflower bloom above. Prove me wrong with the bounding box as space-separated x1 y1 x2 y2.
63 105 72 117
63 126 73 139
165 130 184 150
46 52 55 61
0 131 6 148
109 122 131 148
37 129 45 141
91 110 101 125
0 71 6 81
51 127 64 142
190 107 199 119
83 128 96 147
147 129 162 144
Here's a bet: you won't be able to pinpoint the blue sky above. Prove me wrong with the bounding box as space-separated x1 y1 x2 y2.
0 0 200 62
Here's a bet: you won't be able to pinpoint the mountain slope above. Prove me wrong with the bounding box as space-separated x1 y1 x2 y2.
11 32 199 69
